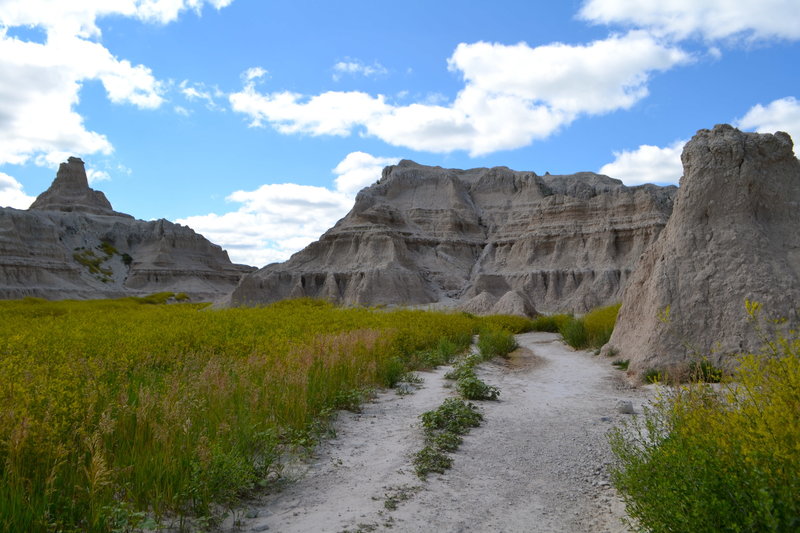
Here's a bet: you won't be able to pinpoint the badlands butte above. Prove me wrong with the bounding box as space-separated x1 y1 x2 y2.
2 124 799 374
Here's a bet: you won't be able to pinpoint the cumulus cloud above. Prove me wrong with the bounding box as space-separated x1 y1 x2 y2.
0 1 233 168
231 32 689 156
599 140 686 185
599 96 800 185
579 0 800 42
736 96 800 146
86 168 111 183
0 1 234 38
333 152 400 195
332 59 388 81
231 87 391 135
0 172 35 209
178 152 399 266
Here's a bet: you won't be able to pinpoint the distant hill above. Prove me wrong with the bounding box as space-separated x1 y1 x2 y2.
0 157 253 301
230 160 677 314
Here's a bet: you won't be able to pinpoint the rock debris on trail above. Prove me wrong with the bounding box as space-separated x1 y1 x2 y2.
238 332 650 533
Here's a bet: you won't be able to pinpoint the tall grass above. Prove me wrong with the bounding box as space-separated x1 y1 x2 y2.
531 303 621 350
609 305 800 532
0 297 479 531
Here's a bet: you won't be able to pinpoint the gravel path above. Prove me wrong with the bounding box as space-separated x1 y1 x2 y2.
235 332 652 533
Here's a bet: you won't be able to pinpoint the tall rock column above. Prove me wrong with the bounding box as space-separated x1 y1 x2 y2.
604 124 800 375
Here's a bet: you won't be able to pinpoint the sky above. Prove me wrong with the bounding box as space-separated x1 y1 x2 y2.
0 1 799 267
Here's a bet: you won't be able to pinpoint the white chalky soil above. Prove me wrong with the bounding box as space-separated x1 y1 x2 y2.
236 332 651 533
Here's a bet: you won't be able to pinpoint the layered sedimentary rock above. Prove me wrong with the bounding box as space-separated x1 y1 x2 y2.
604 125 800 374
0 159 253 301
29 157 128 217
231 161 677 313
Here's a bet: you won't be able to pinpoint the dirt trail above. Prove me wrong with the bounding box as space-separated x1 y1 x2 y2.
237 332 652 533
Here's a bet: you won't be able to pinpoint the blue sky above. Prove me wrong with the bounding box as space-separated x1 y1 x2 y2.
1 1 799 266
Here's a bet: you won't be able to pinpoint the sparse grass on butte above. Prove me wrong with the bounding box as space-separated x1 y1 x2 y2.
0 297 524 531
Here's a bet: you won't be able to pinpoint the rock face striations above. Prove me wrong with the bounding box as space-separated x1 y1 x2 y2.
604 125 800 374
231 161 677 313
29 157 129 217
0 158 253 301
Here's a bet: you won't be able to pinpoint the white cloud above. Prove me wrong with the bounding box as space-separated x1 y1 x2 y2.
0 1 234 38
579 0 800 42
179 80 223 110
736 96 800 146
231 87 391 135
178 152 398 266
86 168 111 183
599 140 686 185
242 66 267 82
332 59 388 81
0 171 35 209
231 32 689 156
0 1 233 168
333 152 400 195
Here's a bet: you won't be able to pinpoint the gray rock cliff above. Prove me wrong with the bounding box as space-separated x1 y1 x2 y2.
230 161 677 313
29 157 129 217
604 125 800 374
0 158 253 301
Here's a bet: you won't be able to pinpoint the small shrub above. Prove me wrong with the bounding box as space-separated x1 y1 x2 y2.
612 360 629 371
443 356 480 381
479 315 534 334
456 374 500 401
643 368 663 384
415 398 485 479
552 304 621 350
477 329 518 359
175 292 190 302
687 359 723 383
430 432 462 452
559 317 588 349
417 335 469 368
381 356 407 388
530 313 572 333
412 446 452 478
582 303 621 347
420 398 483 435
121 253 133 266
98 241 118 256
73 248 113 279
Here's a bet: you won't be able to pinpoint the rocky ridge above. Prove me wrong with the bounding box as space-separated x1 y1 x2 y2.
231 162 677 313
0 158 253 301
604 125 800 374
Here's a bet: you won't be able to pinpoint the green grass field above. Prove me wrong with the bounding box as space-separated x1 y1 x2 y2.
0 296 525 531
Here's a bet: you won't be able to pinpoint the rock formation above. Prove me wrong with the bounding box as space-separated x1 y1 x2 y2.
0 158 253 301
230 161 677 313
603 125 800 374
29 157 129 217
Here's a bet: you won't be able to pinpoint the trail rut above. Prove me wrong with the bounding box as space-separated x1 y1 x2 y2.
237 332 651 533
